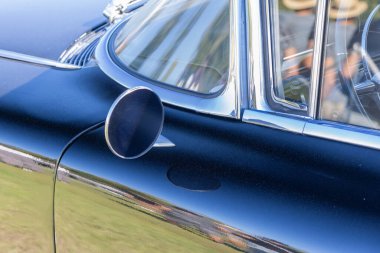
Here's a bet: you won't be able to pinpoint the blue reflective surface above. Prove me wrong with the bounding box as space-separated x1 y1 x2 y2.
1 57 379 252
57 107 380 253
0 60 123 158
0 1 120 250
0 0 379 252
0 0 108 59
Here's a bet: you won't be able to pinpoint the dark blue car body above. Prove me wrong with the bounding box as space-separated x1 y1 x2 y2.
0 0 379 252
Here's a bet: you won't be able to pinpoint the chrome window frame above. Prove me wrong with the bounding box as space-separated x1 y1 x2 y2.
265 0 308 113
246 0 310 116
244 0 380 151
96 0 246 119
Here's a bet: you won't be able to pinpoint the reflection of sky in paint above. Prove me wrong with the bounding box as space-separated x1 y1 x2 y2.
0 60 124 158
61 129 380 253
0 61 46 97
0 0 107 59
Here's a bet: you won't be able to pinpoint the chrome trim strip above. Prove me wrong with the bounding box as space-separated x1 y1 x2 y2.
230 0 242 117
103 0 148 23
244 0 380 150
154 135 175 148
234 0 249 115
266 1 307 112
59 26 107 67
95 1 240 119
243 110 306 134
308 0 330 119
304 121 380 150
0 49 81 70
247 0 271 111
247 0 306 113
243 109 380 151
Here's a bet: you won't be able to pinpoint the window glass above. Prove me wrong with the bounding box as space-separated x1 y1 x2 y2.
113 0 230 95
273 0 317 107
320 0 380 129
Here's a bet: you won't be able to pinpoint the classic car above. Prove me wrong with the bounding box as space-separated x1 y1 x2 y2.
0 0 380 252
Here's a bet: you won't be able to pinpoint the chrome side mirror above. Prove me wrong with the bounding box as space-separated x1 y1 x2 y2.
105 87 164 159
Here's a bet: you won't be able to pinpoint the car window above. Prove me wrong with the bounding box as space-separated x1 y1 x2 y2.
271 0 317 109
113 0 230 95
320 0 380 130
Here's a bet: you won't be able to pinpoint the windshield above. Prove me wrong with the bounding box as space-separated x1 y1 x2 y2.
112 0 230 95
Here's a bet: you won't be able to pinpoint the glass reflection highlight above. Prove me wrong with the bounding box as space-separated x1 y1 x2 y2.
320 0 380 130
114 0 230 94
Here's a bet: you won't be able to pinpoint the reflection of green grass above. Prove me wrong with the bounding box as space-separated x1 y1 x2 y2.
0 162 239 253
56 180 238 253
0 162 53 252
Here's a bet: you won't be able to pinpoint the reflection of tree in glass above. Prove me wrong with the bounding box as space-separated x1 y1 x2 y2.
149 3 210 81
115 0 230 94
115 0 168 54
128 0 194 72
177 4 229 93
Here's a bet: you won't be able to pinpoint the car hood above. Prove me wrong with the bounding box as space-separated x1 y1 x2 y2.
0 0 109 59
0 0 121 158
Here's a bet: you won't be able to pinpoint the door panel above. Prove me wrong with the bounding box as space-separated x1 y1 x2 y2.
55 107 380 253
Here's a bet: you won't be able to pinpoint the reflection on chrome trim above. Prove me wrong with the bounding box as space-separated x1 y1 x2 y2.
59 26 107 67
308 0 329 119
154 135 175 148
56 165 301 253
233 0 249 114
248 1 330 115
60 0 148 68
103 0 148 23
247 1 305 113
0 49 81 70
243 109 380 150
266 0 306 112
304 121 380 151
247 0 271 111
243 110 306 134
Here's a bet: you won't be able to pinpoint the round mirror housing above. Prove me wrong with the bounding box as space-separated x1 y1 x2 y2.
105 87 164 159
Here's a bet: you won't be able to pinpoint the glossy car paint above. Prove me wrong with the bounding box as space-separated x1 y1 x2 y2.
0 0 111 251
56 104 380 252
0 0 108 59
0 0 379 253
